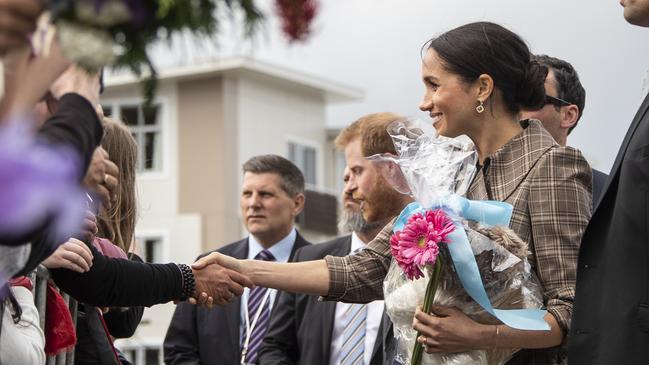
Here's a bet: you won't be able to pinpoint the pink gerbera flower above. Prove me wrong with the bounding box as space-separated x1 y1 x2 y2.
390 209 455 280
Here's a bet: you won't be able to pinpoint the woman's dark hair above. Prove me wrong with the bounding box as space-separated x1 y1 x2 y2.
423 22 547 115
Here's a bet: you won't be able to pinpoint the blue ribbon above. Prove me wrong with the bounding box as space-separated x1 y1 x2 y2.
394 198 549 331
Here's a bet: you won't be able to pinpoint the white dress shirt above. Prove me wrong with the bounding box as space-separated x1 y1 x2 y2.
239 228 297 344
329 232 385 365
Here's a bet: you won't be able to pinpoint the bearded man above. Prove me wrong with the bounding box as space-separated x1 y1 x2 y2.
258 112 411 365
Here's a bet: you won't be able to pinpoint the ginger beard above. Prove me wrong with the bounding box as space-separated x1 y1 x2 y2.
352 174 405 224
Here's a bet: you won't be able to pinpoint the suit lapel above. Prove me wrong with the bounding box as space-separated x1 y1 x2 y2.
597 92 649 207
332 236 351 256
469 120 555 202
224 240 249 354
468 169 489 200
290 232 311 259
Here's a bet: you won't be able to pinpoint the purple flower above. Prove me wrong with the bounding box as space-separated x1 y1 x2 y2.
0 118 86 248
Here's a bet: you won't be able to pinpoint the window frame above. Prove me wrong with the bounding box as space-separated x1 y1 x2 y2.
285 136 323 189
133 229 170 264
100 97 170 180
114 339 163 365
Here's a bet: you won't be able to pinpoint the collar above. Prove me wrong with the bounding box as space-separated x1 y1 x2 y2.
468 119 557 201
247 227 297 263
350 231 366 253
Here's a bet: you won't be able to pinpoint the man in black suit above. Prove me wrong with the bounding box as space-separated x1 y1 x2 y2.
164 155 312 365
569 1 649 363
520 54 608 205
259 113 411 365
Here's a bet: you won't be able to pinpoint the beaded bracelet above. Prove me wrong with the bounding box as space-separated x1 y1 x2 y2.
177 263 196 301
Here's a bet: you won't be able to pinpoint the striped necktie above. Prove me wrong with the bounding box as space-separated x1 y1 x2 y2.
242 249 275 364
339 303 367 365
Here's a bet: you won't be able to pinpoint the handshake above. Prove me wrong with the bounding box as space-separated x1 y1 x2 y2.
189 253 253 308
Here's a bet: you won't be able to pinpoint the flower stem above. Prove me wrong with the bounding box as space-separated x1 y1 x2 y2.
411 257 443 365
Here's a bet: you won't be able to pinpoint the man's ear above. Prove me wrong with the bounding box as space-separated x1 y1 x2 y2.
561 104 579 131
292 193 305 217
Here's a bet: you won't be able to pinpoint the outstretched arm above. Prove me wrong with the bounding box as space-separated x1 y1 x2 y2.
52 243 253 307
192 220 395 304
193 252 330 296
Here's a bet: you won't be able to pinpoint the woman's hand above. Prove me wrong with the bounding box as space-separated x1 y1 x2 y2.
192 252 247 275
42 237 94 273
413 305 494 354
79 210 99 243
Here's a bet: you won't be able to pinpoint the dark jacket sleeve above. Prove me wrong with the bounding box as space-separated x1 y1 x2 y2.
163 302 201 365
51 244 183 307
103 254 146 338
38 93 103 179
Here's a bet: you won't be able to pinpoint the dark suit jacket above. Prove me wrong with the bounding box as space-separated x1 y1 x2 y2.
259 236 395 365
569 92 649 364
163 233 311 365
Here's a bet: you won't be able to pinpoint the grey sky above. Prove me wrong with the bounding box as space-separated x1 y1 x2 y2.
154 0 649 172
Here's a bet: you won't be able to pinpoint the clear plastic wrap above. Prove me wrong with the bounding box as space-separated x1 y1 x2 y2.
371 119 544 365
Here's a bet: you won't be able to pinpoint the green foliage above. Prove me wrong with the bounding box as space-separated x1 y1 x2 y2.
53 0 265 113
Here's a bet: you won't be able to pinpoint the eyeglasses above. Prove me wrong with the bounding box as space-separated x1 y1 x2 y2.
544 95 572 108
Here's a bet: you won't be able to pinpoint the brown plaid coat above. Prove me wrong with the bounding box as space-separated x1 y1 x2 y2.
323 120 592 365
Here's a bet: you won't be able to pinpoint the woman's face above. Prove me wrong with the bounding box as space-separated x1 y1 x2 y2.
418 49 478 138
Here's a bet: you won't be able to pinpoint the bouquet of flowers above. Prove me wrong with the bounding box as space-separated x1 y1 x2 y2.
372 119 547 365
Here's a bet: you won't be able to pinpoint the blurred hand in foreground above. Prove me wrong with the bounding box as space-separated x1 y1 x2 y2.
0 0 42 55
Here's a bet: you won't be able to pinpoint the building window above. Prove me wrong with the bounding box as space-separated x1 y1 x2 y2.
288 142 317 186
134 236 164 263
145 348 160 365
116 344 162 365
100 102 163 173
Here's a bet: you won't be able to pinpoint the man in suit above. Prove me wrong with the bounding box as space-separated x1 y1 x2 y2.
163 154 312 365
569 1 649 363
259 112 411 365
520 55 608 205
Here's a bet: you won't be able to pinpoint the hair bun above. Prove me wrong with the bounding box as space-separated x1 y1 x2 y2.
515 60 548 109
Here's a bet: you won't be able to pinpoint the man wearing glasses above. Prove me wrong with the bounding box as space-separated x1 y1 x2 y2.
520 55 608 205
